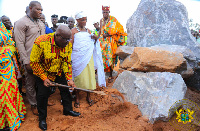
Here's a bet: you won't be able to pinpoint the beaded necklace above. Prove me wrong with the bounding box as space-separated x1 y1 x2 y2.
76 26 87 32
102 16 110 26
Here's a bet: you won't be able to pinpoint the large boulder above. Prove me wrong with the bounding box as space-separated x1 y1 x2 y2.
184 69 200 91
115 46 134 60
115 46 135 66
120 47 192 77
112 71 187 123
126 0 200 62
150 44 197 68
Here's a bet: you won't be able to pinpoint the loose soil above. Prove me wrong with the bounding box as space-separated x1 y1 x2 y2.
18 67 200 131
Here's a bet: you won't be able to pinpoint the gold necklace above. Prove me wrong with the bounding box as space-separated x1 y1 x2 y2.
103 16 109 25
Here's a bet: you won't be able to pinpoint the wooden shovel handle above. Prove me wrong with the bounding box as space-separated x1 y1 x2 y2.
51 82 95 93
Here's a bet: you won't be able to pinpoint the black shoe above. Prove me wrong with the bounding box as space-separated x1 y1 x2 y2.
63 110 81 117
39 120 47 130
0 127 10 131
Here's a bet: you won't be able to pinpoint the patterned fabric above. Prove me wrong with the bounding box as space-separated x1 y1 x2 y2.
6 27 13 39
30 33 72 81
99 16 127 72
0 22 26 131
0 22 14 47
6 27 23 79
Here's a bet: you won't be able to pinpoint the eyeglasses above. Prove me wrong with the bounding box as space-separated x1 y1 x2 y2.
59 34 71 43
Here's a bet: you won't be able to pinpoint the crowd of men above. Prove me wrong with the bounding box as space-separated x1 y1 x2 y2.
0 1 127 130
191 29 200 43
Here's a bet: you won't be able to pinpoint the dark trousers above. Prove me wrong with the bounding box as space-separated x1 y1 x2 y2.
36 73 72 121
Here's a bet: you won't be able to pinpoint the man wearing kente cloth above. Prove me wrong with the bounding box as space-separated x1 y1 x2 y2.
30 25 80 130
99 6 127 83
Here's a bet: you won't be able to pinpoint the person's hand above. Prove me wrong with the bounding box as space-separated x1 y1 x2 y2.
91 34 98 40
103 33 109 38
44 79 52 87
67 79 75 91
25 64 33 73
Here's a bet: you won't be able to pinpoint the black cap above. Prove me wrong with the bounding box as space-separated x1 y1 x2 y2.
51 14 58 18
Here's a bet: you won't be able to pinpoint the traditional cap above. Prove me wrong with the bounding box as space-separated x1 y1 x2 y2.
102 6 110 11
60 16 68 20
93 21 99 24
75 11 87 20
51 14 58 18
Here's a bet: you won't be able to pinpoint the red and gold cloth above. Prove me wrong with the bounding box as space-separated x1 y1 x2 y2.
0 22 26 131
30 33 72 81
99 16 127 72
102 6 110 11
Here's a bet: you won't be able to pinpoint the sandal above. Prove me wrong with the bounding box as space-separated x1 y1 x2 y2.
108 77 114 83
87 100 94 106
86 97 94 106
74 102 80 108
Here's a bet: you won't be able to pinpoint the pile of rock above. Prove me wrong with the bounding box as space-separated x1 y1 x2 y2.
112 0 200 124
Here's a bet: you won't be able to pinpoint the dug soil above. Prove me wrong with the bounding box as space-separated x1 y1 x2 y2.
18 68 200 131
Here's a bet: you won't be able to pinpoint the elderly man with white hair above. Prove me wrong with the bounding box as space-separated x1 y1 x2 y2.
71 11 106 108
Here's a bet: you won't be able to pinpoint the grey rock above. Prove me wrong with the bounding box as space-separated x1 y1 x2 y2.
116 46 134 60
116 46 135 66
126 0 200 62
112 71 187 123
105 70 118 80
185 69 200 91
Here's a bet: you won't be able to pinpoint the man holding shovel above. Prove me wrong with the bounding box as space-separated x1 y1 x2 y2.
30 25 80 130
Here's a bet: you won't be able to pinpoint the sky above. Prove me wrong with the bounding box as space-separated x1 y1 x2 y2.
0 0 200 31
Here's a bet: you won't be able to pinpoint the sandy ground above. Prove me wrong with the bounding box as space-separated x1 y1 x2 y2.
18 66 200 131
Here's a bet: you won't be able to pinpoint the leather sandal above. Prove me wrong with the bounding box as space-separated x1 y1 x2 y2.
74 102 80 108
86 97 94 106
108 77 114 83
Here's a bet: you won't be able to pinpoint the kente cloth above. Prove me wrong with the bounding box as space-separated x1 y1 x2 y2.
6 27 13 39
0 25 26 131
30 33 72 81
6 28 22 79
99 16 127 72
0 23 22 79
72 31 106 88
0 22 14 47
74 55 96 90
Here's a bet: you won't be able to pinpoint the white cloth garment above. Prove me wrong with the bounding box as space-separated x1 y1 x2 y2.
93 39 106 87
71 32 106 87
75 11 87 20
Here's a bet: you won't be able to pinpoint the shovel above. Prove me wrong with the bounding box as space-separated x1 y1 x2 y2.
51 82 107 96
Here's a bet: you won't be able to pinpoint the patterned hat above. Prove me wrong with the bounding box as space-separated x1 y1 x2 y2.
102 6 110 11
51 14 58 18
